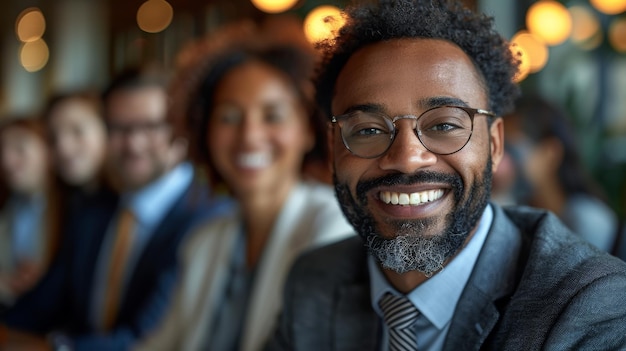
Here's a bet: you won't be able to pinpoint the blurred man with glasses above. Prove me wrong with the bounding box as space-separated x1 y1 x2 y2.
0 67 231 351
268 0 626 350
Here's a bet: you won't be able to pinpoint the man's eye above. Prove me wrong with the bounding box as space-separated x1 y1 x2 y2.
219 113 241 124
429 123 458 132
265 112 286 123
356 128 386 136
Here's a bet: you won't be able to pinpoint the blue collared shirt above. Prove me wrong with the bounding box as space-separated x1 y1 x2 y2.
90 162 194 330
9 194 46 265
369 204 494 351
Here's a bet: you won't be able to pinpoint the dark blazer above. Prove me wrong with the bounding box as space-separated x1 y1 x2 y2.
268 204 626 351
1 176 232 351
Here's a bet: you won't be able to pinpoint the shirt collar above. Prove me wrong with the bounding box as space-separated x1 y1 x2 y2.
369 204 493 330
122 162 194 228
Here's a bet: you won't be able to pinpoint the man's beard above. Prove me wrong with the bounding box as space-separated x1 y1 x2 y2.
334 157 493 276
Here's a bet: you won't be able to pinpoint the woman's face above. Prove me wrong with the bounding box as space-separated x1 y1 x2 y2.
0 125 49 195
48 98 107 186
207 61 313 197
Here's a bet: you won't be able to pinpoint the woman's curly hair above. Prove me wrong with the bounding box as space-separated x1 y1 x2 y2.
167 21 324 188
316 0 520 118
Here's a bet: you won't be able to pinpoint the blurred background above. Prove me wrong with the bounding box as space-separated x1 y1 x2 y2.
0 0 625 220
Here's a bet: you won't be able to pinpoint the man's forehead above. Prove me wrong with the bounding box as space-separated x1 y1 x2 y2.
106 86 168 120
331 38 487 114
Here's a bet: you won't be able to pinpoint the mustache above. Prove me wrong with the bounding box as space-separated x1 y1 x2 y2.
355 171 463 201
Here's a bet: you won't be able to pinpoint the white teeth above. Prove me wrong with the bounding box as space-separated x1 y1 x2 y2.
398 193 410 205
237 152 270 169
420 192 428 203
390 193 399 205
383 192 391 203
379 189 445 206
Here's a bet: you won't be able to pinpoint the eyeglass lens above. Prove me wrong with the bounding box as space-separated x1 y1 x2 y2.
338 106 475 158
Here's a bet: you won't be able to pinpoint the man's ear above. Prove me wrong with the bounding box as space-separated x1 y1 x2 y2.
489 117 505 173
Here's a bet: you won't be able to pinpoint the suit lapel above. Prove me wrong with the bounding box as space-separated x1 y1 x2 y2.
334 284 380 351
118 183 192 317
444 204 525 350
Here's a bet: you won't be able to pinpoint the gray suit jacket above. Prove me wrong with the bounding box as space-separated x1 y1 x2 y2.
268 204 626 350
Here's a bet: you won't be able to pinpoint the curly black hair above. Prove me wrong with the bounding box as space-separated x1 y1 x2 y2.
191 44 320 170
316 0 520 118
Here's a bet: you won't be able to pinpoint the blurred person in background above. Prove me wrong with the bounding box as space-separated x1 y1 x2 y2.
44 91 109 192
134 21 353 351
0 117 59 310
43 91 117 241
504 95 618 252
0 67 232 351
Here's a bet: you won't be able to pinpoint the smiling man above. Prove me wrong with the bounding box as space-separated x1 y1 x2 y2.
267 1 626 350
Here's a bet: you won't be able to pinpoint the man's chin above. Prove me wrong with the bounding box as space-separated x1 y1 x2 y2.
118 172 153 191
371 214 442 240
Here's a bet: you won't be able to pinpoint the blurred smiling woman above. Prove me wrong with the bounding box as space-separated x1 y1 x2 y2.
0 117 58 308
135 22 353 351
43 91 108 191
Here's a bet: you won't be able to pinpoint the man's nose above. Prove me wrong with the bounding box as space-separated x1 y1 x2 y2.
124 127 150 150
378 119 437 173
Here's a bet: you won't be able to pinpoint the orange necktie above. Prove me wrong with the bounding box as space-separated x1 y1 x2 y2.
102 209 135 330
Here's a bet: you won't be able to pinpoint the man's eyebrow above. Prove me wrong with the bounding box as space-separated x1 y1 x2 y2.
418 96 470 110
341 103 387 115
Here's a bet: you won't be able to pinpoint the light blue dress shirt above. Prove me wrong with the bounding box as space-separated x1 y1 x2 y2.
9 194 46 265
90 162 194 330
369 204 494 351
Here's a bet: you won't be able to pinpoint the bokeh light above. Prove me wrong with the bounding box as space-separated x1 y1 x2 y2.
250 0 299 14
303 5 345 44
608 17 626 52
590 0 626 15
510 44 530 83
511 31 549 73
136 0 174 33
526 0 572 46
20 38 49 72
15 8 46 43
569 6 601 44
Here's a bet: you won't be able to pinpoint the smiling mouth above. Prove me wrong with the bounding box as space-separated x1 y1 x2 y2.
237 152 271 169
379 189 445 206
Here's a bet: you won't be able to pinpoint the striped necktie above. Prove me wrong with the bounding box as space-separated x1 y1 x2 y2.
379 293 419 351
102 209 135 330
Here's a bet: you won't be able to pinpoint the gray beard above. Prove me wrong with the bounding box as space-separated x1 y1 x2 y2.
334 158 492 276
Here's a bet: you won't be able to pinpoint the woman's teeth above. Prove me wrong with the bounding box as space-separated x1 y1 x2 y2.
379 189 444 206
237 153 271 169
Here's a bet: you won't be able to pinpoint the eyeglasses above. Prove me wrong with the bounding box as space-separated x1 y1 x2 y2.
107 121 170 139
331 106 495 159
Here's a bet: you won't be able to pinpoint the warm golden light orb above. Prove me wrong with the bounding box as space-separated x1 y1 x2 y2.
250 0 299 14
20 38 49 72
526 0 573 46
16 8 46 43
590 0 626 15
609 17 626 52
304 5 345 44
569 6 601 43
569 6 604 51
137 0 174 33
512 31 549 73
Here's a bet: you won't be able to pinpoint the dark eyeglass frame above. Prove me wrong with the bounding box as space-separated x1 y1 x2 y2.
331 105 496 159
